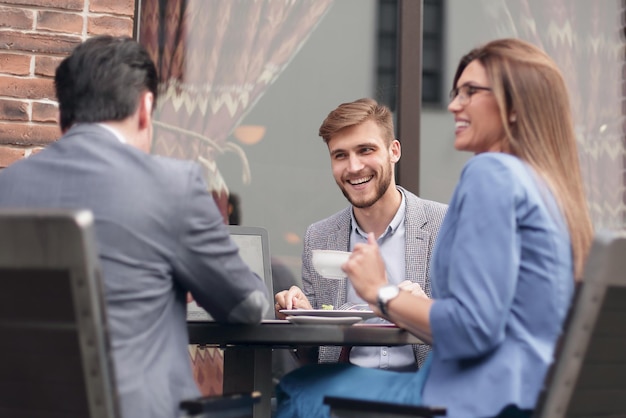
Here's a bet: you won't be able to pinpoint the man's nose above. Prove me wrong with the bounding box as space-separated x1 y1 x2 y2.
347 154 364 171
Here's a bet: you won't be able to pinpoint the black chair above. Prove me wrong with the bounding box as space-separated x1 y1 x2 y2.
0 209 260 418
533 231 626 418
324 397 446 418
324 232 626 418
0 209 119 418
180 392 261 418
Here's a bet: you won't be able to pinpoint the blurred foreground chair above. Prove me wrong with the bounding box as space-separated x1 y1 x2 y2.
0 209 260 418
533 231 626 418
323 397 446 418
324 232 626 418
0 209 119 418
180 392 261 418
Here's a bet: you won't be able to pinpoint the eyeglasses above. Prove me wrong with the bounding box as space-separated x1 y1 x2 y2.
449 84 492 105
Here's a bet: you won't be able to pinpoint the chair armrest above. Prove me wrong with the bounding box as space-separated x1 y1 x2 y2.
180 391 261 417
323 396 446 418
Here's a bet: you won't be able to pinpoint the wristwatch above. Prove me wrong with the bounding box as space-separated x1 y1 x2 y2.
377 284 400 316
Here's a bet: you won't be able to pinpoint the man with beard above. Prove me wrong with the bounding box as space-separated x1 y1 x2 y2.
274 98 447 371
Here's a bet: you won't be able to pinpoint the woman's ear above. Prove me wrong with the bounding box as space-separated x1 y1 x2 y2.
509 112 517 123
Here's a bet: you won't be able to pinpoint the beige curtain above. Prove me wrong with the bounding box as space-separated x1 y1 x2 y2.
483 0 624 230
140 0 334 220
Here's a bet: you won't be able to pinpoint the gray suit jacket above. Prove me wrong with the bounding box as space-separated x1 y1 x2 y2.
302 186 447 367
0 124 269 418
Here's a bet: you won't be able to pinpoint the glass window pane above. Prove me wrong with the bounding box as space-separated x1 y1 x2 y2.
138 0 384 284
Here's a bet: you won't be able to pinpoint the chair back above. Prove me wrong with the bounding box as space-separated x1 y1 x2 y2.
179 391 261 418
533 232 626 418
0 209 120 418
324 396 446 417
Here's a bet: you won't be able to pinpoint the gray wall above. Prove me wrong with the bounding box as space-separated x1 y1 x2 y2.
420 0 495 203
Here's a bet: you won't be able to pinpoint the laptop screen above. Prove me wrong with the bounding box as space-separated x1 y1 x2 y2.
187 225 273 321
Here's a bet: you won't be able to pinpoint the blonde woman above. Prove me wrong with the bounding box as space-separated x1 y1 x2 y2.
275 38 593 418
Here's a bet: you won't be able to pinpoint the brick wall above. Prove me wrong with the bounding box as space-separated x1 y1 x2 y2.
0 0 135 168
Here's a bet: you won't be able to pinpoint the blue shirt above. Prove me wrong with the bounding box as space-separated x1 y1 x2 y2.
423 153 574 418
347 189 418 371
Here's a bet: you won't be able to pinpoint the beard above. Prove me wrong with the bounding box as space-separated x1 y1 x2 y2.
338 165 393 209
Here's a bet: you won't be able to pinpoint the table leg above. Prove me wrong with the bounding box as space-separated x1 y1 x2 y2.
223 347 273 418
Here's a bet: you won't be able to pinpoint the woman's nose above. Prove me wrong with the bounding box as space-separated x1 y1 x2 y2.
448 96 461 113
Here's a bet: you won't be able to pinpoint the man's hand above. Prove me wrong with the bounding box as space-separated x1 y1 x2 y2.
274 286 313 319
398 280 429 299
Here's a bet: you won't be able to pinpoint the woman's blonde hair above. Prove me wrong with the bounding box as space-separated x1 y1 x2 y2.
453 38 593 280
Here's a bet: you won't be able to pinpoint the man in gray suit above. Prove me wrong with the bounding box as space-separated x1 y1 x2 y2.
275 98 446 371
0 36 269 418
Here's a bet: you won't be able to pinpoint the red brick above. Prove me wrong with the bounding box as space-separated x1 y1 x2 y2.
0 0 83 11
0 145 28 168
32 101 58 123
0 144 45 168
88 15 133 37
0 75 55 100
37 11 83 34
0 122 60 146
90 0 135 16
0 53 31 76
0 32 80 55
0 6 34 30
0 99 28 121
35 55 63 77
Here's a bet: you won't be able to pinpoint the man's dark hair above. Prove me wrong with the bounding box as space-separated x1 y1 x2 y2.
55 35 158 131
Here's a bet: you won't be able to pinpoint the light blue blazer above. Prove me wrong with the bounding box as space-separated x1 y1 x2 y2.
423 153 574 418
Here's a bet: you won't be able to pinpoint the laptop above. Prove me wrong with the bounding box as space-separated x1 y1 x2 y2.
187 225 274 321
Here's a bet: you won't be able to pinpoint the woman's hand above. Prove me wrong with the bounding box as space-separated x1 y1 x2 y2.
342 232 388 304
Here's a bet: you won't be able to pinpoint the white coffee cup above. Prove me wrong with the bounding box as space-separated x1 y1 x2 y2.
311 250 351 279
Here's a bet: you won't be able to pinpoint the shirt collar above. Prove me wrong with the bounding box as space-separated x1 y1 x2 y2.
96 123 127 144
350 187 406 240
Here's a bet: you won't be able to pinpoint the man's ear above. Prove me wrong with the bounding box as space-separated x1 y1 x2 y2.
389 139 401 163
138 91 154 130
132 91 154 153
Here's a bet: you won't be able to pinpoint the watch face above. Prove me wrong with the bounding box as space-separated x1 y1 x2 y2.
379 285 400 303
377 285 399 316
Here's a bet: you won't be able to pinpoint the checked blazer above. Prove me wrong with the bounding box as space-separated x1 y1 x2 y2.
301 186 448 368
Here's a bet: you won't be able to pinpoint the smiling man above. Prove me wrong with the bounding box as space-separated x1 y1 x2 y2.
274 98 447 371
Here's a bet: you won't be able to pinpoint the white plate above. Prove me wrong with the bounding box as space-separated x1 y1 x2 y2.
280 309 376 320
286 315 363 325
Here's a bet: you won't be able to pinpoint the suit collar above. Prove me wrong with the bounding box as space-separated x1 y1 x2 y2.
330 186 431 250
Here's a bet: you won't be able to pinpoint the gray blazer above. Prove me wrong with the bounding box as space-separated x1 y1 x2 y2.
301 186 447 367
0 124 269 418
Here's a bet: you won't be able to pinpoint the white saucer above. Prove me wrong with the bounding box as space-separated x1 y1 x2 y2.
280 309 376 320
286 315 363 325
